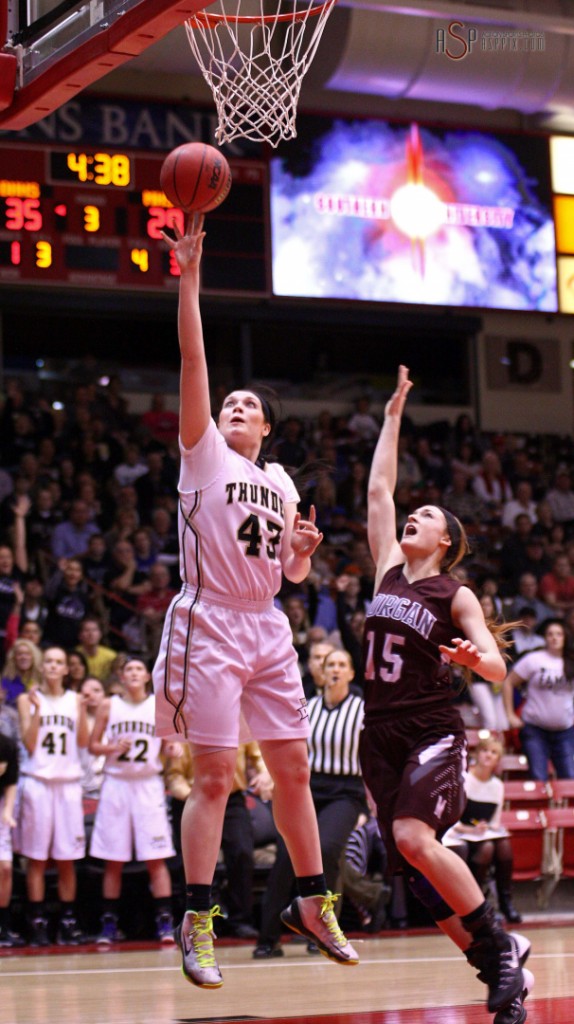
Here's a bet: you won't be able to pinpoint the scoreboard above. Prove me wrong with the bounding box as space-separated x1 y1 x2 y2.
0 144 269 295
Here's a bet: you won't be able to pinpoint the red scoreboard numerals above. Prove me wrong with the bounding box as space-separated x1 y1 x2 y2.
146 206 185 240
10 241 20 265
5 197 42 231
168 250 181 277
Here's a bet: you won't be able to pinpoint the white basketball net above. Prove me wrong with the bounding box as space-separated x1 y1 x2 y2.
185 0 337 147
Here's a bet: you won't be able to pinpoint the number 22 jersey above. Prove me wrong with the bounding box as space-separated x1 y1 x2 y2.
363 564 464 720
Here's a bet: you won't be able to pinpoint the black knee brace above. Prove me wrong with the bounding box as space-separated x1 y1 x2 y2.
406 867 454 922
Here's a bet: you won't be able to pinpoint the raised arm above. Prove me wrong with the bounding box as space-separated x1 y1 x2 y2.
368 366 412 588
161 213 211 450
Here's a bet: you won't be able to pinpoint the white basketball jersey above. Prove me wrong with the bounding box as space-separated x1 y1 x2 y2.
178 420 299 603
21 690 81 781
104 694 163 778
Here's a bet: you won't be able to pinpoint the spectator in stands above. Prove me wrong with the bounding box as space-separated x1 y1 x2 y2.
509 607 546 659
545 468 574 536
413 435 449 491
450 439 482 483
82 533 113 589
347 396 380 454
19 620 43 648
470 595 509 732
44 558 91 649
501 481 537 531
498 513 536 588
254 648 366 958
113 442 148 489
336 459 369 519
66 650 89 692
132 526 157 574
472 450 513 523
50 499 100 566
506 572 553 626
26 488 62 578
166 741 272 940
104 539 149 651
538 553 574 617
89 656 175 944
18 577 49 636
439 468 484 528
1 638 42 706
442 736 521 925
141 393 179 447
17 646 88 945
136 563 177 660
301 639 336 701
509 535 552 590
283 595 311 663
272 417 308 469
530 499 557 545
104 507 140 550
76 616 116 684
0 731 23 947
503 620 574 780
134 449 177 522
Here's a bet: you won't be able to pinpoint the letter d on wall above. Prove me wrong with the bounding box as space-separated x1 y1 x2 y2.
506 341 543 384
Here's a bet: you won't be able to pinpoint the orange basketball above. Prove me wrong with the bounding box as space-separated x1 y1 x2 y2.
160 142 232 213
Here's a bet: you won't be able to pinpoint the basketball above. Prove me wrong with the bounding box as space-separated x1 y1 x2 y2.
160 142 232 213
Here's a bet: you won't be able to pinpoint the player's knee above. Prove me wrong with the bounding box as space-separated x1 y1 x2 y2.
194 763 235 802
272 758 311 791
406 867 454 922
392 819 430 867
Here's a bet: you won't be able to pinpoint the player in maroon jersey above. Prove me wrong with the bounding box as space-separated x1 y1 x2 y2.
360 366 532 1024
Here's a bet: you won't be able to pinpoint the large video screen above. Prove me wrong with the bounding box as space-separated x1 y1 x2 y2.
270 118 557 312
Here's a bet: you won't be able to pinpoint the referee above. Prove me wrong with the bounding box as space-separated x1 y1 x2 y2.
254 649 366 957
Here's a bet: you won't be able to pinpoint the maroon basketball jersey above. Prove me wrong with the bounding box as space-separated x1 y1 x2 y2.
363 563 464 720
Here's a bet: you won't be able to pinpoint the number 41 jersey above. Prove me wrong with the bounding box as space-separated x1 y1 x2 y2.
20 690 81 781
363 564 464 720
104 694 163 778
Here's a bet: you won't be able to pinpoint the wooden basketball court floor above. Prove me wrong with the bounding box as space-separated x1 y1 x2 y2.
3 924 574 1024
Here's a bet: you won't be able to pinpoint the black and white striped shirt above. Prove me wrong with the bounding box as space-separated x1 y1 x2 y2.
307 692 364 776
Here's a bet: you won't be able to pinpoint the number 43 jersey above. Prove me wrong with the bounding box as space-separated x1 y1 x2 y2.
363 564 465 720
104 695 163 778
178 420 299 603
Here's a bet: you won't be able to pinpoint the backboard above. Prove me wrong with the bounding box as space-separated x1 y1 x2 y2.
0 0 211 129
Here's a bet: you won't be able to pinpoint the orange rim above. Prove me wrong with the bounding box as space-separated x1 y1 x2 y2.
188 0 334 25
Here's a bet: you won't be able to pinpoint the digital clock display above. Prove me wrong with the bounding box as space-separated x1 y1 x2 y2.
0 144 268 294
50 151 132 188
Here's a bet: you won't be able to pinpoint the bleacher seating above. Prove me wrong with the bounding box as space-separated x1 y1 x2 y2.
500 809 547 882
503 779 552 810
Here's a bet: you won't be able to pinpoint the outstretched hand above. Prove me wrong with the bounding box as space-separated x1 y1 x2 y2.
385 365 413 420
439 637 482 670
160 211 206 274
290 504 323 559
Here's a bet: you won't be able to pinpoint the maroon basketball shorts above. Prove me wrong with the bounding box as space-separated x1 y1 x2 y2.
359 705 467 869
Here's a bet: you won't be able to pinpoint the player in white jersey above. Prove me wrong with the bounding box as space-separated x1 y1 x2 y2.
89 656 176 944
16 646 88 946
153 214 358 990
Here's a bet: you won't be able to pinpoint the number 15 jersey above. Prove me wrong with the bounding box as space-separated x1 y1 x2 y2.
363 564 464 720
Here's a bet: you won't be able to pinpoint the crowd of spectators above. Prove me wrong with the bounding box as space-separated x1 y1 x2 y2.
2 371 574 944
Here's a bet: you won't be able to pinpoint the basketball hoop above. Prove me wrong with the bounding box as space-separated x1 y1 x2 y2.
185 0 337 147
